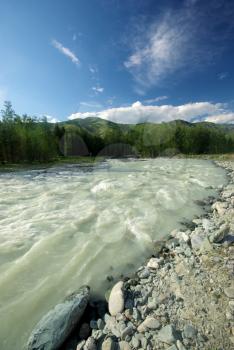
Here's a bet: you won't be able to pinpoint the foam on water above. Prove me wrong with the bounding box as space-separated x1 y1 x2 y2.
0 158 226 349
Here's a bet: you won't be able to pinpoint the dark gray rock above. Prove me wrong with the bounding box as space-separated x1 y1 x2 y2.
27 286 90 350
183 324 198 339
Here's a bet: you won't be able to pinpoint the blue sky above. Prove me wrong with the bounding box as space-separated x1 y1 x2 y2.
0 0 234 123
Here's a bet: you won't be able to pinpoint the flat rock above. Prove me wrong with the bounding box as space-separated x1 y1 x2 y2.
224 287 234 299
157 325 180 344
108 281 125 316
27 286 90 350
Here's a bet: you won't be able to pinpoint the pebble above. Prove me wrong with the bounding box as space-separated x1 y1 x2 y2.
118 341 131 350
157 324 180 344
101 338 116 350
137 317 161 332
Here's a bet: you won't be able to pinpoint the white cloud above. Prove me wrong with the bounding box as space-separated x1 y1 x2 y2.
204 113 234 124
92 86 104 94
144 96 168 104
44 115 60 123
51 39 80 66
68 101 234 124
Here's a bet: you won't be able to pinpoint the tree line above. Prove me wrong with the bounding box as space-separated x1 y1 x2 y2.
0 101 234 163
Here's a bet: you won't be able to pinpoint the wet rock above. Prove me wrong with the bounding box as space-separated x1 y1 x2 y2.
27 286 90 350
97 318 105 330
109 281 125 316
157 325 180 345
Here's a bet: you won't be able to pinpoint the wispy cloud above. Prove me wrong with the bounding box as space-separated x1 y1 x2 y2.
144 96 168 104
124 1 234 89
80 101 103 109
218 72 228 80
51 39 80 66
68 101 234 124
89 65 98 74
92 86 104 94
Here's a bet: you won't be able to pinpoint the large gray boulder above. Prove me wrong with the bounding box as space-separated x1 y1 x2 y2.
27 286 90 350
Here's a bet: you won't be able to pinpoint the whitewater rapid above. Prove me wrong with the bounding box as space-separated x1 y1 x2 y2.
0 158 226 349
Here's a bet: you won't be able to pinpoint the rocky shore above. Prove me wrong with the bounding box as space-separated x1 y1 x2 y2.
28 160 234 350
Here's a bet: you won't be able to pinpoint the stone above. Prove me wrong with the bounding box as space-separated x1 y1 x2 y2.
118 341 131 350
79 323 91 340
167 345 177 350
108 281 125 316
90 320 98 330
121 325 134 339
139 268 150 279
147 258 160 269
137 317 161 332
212 201 227 215
27 286 90 350
84 337 97 350
77 340 86 350
199 237 213 252
97 318 105 330
131 336 140 348
209 223 229 243
157 325 180 344
101 338 116 350
176 340 187 350
224 286 234 299
229 301 234 312
183 325 198 339
191 229 206 250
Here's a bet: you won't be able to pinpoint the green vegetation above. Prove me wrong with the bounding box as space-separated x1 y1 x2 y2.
0 101 234 164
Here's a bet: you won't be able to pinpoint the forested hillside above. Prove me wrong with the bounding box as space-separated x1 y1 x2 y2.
0 101 234 163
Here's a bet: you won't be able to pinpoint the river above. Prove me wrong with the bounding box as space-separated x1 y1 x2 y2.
0 158 226 349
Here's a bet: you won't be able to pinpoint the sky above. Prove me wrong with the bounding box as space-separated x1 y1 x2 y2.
0 0 234 124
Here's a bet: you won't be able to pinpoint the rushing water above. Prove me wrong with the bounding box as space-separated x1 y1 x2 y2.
0 158 226 349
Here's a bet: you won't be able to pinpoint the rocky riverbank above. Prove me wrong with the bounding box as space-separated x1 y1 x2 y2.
27 160 234 350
